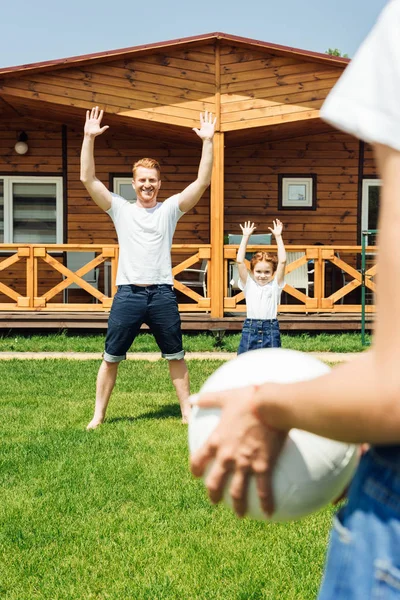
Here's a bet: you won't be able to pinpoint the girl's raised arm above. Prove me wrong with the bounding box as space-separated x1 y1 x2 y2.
236 221 256 284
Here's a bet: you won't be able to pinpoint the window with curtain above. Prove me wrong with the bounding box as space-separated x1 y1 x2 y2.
0 177 63 243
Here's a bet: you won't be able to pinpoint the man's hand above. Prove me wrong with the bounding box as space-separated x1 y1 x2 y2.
84 106 109 138
193 111 217 141
190 386 287 517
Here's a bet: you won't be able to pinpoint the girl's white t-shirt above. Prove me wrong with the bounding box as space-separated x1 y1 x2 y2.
107 193 184 285
239 274 285 320
320 0 400 151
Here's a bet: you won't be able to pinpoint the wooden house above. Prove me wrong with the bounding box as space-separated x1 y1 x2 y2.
0 33 378 329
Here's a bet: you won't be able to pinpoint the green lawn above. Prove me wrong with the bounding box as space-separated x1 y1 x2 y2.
0 359 335 599
0 330 370 353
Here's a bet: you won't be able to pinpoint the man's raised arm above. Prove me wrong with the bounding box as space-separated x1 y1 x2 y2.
178 111 216 213
80 106 112 212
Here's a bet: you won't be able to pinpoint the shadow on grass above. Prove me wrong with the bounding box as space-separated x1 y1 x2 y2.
107 403 181 424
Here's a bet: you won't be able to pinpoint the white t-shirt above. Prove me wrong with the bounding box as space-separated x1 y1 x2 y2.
239 274 285 320
320 0 400 151
107 193 184 285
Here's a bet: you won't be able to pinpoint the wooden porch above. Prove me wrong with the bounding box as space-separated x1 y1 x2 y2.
0 242 376 331
0 310 374 332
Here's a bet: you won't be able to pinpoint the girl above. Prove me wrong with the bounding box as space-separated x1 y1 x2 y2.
236 220 286 355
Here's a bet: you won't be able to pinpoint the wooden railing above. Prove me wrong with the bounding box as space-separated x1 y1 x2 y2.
223 244 377 313
0 243 376 315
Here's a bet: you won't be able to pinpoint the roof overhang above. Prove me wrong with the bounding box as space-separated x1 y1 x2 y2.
0 32 349 79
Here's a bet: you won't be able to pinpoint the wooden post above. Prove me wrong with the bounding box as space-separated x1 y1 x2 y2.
209 39 224 318
210 131 224 317
24 246 34 308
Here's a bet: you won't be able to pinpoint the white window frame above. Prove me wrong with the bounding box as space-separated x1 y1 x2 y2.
0 176 63 243
361 178 381 233
113 177 136 203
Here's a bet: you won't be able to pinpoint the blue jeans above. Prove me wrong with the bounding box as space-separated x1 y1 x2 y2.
104 284 184 361
318 449 400 599
237 318 281 355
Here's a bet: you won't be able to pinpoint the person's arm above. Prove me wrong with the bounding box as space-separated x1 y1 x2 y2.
80 106 112 212
268 219 286 286
236 222 256 284
178 112 216 213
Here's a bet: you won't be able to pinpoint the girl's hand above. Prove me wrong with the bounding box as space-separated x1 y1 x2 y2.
240 221 257 237
190 386 288 517
268 219 283 237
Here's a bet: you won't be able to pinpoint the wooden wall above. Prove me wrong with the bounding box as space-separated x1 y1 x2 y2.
0 118 209 302
0 119 63 173
66 125 210 245
224 130 361 245
364 144 377 177
0 118 377 253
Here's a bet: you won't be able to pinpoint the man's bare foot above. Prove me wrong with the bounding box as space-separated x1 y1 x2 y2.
86 417 104 430
181 404 191 424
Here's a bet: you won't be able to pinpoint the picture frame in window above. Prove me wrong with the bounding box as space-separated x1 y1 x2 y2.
278 174 317 210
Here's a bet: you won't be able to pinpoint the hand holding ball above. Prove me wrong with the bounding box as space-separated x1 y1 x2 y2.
189 349 358 522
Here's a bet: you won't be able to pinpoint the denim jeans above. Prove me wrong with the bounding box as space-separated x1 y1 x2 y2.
104 284 184 361
318 449 400 599
237 318 281 355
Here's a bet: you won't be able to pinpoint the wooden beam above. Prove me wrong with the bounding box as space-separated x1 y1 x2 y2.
210 110 224 320
220 109 321 132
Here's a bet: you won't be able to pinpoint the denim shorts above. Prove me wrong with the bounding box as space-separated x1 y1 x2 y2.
104 284 184 362
237 318 281 355
318 449 400 599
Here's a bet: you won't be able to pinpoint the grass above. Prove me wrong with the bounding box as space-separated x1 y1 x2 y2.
0 359 336 599
0 330 370 353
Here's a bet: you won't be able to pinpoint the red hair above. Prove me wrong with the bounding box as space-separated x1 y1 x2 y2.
250 252 278 273
132 158 161 179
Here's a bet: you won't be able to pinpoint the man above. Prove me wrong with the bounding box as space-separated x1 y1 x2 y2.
80 106 216 429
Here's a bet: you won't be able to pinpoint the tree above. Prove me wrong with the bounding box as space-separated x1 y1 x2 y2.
325 48 349 58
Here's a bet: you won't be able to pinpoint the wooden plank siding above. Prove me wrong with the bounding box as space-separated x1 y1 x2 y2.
0 119 63 172
0 118 209 303
65 126 210 244
0 42 217 130
220 44 343 132
364 144 378 177
224 130 360 245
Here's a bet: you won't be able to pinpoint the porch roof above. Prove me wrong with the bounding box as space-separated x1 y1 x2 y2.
0 32 349 77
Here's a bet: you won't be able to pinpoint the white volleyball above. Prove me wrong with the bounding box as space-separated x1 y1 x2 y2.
189 348 358 522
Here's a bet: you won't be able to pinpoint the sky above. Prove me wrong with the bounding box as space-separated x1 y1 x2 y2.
0 0 388 69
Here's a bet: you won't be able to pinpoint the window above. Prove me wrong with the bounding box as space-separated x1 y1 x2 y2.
0 176 63 243
362 178 381 233
278 174 317 210
113 177 136 203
